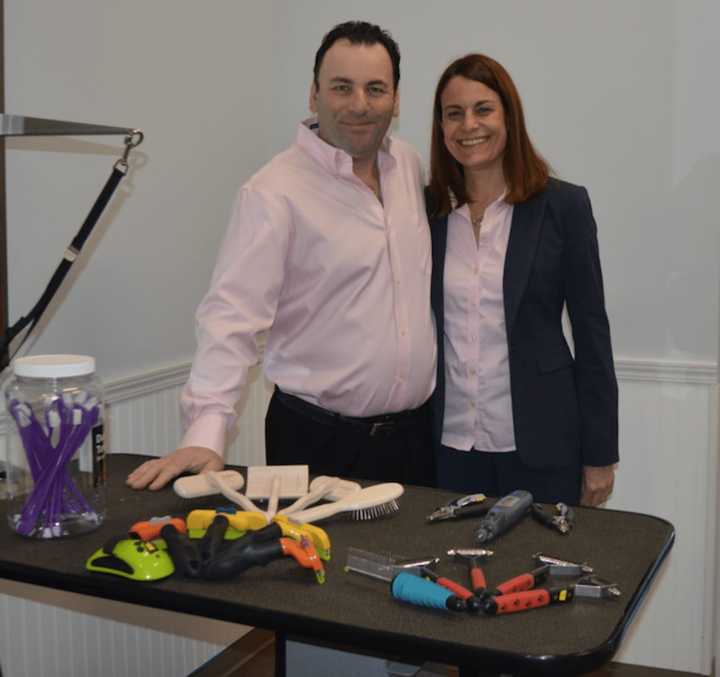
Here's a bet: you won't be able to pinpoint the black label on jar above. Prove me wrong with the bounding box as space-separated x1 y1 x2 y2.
92 423 107 487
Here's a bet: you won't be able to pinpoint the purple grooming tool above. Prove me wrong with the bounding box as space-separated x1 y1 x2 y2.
10 394 100 537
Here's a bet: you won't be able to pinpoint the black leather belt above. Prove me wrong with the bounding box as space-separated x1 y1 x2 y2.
274 388 426 437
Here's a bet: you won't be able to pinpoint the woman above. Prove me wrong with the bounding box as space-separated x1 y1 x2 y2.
427 54 618 506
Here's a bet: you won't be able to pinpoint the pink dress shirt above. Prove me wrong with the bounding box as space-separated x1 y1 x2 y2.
180 119 436 456
442 196 516 452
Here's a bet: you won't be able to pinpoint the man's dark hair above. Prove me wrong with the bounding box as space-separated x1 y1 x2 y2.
313 21 400 89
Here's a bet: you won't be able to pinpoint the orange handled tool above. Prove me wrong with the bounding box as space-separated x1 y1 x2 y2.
483 585 574 615
280 536 325 584
469 560 488 598
130 516 186 541
421 567 481 613
447 548 493 600
493 564 549 595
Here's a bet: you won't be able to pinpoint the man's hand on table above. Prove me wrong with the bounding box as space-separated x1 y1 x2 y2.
580 464 617 507
126 446 224 490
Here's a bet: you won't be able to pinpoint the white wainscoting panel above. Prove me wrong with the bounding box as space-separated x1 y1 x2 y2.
0 580 247 677
0 356 717 675
607 367 718 675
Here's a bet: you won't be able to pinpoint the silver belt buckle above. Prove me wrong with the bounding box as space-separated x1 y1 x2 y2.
370 421 394 437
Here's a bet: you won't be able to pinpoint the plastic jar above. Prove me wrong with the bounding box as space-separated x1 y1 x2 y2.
2 354 106 538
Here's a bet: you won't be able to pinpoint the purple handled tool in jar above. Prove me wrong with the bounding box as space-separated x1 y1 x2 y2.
3 355 106 538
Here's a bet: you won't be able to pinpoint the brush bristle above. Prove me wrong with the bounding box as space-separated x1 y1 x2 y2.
350 499 400 520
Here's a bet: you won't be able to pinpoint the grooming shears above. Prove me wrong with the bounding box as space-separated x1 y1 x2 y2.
426 493 490 522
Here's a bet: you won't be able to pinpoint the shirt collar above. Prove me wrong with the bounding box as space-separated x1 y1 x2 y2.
454 190 509 223
296 116 395 175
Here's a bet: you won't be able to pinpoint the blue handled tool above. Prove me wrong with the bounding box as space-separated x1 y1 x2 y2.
391 572 466 611
344 547 466 612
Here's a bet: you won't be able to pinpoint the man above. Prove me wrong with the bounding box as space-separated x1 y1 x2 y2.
127 21 436 491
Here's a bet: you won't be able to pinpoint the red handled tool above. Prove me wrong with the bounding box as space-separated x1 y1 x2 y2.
479 557 619 616
483 585 575 615
491 564 550 596
420 567 481 613
447 548 493 600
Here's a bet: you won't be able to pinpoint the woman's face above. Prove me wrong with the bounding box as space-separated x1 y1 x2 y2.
440 76 507 173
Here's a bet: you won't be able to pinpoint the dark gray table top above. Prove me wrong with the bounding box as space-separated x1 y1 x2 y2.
0 454 674 675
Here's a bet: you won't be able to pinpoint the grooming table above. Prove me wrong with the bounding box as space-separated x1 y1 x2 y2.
0 454 674 676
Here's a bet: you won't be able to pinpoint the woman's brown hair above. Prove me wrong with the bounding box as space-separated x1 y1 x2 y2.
428 54 549 217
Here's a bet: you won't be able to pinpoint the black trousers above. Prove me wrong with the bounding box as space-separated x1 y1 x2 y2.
437 444 582 505
265 390 435 486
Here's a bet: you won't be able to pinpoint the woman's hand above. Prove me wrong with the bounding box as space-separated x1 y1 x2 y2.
580 464 617 506
126 447 224 490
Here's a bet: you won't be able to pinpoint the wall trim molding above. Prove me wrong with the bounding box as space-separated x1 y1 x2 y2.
103 356 719 404
104 362 190 404
614 357 718 385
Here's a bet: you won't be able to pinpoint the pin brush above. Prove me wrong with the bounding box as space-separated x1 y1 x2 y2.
287 482 404 524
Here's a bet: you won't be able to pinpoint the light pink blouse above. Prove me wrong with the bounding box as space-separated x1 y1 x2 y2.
442 195 516 452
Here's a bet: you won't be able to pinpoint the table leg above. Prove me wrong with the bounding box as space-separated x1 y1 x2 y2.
275 631 287 677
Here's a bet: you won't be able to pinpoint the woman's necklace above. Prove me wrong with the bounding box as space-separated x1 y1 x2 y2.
470 207 485 244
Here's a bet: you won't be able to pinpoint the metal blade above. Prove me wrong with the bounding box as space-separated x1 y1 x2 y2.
1 113 135 138
344 548 439 582
344 548 395 582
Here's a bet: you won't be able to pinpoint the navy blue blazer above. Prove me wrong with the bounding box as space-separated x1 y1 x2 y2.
430 178 618 469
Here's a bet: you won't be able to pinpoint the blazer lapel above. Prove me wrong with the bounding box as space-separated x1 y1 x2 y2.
430 215 448 323
503 190 547 340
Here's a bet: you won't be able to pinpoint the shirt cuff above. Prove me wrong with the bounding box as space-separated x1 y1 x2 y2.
179 412 228 458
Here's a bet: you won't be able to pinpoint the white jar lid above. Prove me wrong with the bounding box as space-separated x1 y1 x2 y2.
13 354 96 378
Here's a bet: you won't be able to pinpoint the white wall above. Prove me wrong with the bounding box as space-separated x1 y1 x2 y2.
6 1 277 381
7 0 718 401
270 0 720 365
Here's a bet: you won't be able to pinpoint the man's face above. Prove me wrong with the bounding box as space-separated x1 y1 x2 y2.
310 39 399 161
